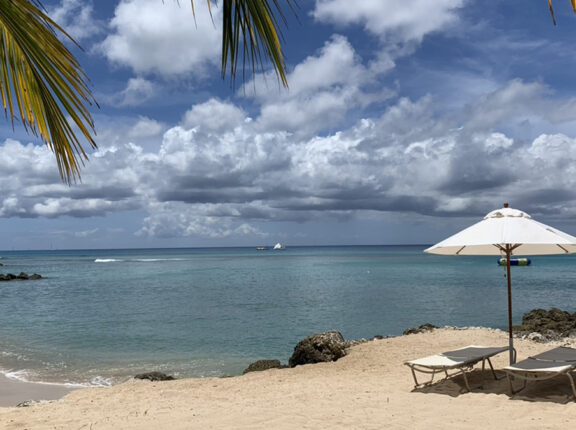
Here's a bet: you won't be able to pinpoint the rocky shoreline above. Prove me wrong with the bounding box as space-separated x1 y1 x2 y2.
239 308 576 375
127 307 576 381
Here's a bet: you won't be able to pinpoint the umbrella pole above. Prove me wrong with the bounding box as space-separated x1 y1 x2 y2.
506 246 515 364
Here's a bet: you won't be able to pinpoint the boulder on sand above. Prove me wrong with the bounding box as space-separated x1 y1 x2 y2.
288 331 347 367
243 359 285 374
403 323 438 335
134 371 175 381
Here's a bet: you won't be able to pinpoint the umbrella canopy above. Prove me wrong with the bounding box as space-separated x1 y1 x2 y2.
425 203 576 363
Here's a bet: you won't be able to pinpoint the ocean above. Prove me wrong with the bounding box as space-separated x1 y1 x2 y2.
0 245 575 386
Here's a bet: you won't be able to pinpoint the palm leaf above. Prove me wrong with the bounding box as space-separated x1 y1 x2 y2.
0 0 96 183
548 0 576 25
193 0 294 87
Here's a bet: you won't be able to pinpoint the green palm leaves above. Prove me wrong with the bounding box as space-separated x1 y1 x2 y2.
0 0 97 183
218 0 293 87
0 1 291 183
548 0 576 25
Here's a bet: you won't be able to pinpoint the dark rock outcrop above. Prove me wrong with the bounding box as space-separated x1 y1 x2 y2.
0 272 42 281
243 359 285 374
288 331 347 367
515 308 576 340
134 371 175 381
403 323 438 335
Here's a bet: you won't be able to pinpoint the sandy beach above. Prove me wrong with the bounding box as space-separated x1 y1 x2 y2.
0 328 575 429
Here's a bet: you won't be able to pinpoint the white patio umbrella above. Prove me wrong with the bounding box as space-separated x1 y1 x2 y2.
425 203 576 364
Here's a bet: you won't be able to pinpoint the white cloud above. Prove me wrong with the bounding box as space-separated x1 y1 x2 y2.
48 0 103 42
5 79 576 238
313 0 465 43
182 99 247 131
243 36 393 136
128 117 166 139
99 0 221 77
117 78 158 107
137 203 268 239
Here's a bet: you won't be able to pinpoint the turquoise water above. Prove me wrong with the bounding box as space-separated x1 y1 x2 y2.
0 246 575 385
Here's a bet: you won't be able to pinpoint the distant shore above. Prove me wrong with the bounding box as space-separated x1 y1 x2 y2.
1 328 576 429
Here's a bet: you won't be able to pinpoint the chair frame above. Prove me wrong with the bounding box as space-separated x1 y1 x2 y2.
405 346 510 392
504 347 576 401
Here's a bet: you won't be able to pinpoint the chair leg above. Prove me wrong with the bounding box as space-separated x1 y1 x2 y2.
486 358 504 380
507 373 527 396
460 369 472 392
566 373 576 401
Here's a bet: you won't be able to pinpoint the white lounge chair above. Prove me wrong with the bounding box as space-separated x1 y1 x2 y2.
503 346 576 400
405 345 510 392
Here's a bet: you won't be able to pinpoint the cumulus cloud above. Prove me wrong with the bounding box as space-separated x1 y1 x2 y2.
181 99 247 131
48 0 103 42
313 0 465 43
243 36 393 136
128 117 166 139
137 203 268 239
99 0 221 77
113 77 158 107
4 78 576 239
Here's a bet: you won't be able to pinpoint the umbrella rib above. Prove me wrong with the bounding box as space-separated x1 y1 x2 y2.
557 244 569 253
455 246 466 255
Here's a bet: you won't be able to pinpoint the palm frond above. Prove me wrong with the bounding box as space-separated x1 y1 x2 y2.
194 0 294 87
548 0 576 25
0 0 97 183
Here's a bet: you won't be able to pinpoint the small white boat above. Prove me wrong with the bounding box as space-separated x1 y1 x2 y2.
273 243 285 250
256 246 268 251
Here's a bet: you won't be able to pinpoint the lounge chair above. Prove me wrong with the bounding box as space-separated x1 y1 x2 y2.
405 345 510 392
503 346 576 400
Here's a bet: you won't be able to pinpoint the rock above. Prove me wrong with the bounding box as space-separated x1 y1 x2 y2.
403 323 438 335
0 272 42 281
134 371 175 381
16 400 39 407
515 308 576 338
243 359 285 374
288 331 347 367
525 332 546 342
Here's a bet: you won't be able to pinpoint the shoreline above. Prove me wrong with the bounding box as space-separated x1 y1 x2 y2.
0 321 569 409
1 327 576 429
0 373 76 407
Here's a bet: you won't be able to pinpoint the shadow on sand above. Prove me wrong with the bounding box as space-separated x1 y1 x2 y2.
412 369 575 404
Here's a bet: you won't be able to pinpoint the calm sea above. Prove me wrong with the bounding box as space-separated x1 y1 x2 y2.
0 246 574 386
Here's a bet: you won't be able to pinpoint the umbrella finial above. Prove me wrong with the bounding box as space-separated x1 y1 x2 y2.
503 202 509 208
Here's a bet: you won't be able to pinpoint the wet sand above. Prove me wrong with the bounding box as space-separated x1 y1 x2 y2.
0 374 75 407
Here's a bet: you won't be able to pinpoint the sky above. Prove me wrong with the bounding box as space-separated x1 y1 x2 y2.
3 0 576 250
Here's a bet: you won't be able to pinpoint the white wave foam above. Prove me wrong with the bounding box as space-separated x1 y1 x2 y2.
4 369 30 382
94 259 121 263
88 376 113 387
1 368 114 388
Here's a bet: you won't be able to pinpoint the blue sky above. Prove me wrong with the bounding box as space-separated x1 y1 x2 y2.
2 0 576 250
